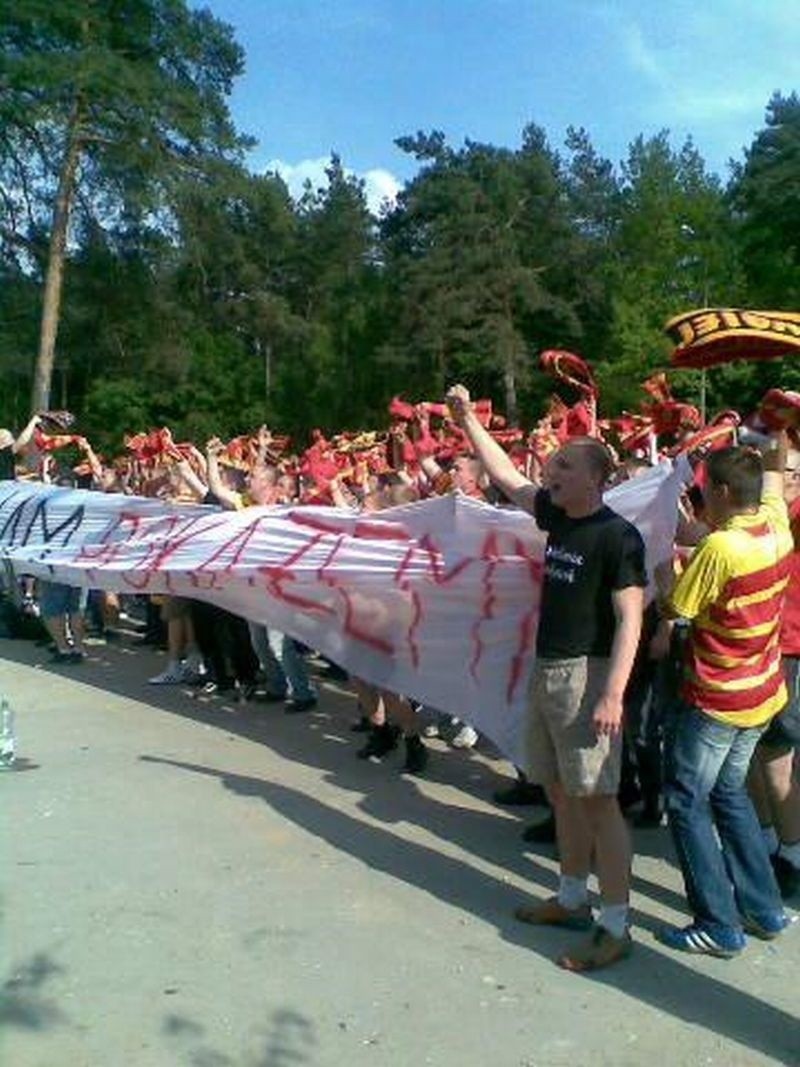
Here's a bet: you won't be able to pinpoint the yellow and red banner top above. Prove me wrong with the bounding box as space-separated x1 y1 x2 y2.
666 308 800 369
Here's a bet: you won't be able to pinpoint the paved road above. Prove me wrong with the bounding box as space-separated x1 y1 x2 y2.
1 635 798 1067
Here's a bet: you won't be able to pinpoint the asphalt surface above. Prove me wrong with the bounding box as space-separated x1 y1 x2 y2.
1 634 798 1067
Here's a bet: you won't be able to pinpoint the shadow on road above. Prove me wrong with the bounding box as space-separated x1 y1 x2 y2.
5 637 798 1062
142 755 800 1066
161 1005 316 1067
0 951 68 1031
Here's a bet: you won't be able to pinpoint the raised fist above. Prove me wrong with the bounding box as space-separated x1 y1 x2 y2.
445 384 472 423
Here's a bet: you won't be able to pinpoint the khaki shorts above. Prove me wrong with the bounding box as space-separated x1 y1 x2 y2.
524 656 621 797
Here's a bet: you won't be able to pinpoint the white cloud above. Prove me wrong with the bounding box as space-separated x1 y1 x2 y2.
622 24 665 86
606 8 798 159
262 155 400 215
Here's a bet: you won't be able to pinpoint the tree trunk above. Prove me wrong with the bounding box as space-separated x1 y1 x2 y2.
503 359 518 426
30 97 84 414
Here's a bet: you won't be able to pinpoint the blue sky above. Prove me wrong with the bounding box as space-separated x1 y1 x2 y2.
203 0 798 209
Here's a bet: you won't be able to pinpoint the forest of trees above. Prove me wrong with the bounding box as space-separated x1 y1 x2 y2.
1 1 799 452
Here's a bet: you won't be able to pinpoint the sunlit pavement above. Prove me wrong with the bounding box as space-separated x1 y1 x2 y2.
2 637 798 1067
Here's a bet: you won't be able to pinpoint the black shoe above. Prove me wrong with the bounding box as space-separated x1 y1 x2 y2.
357 723 400 760
403 735 428 775
772 854 800 899
50 649 75 664
321 662 348 682
493 781 548 807
284 696 318 714
618 782 642 812
522 814 557 844
633 804 664 829
137 631 164 647
256 690 287 703
351 716 372 733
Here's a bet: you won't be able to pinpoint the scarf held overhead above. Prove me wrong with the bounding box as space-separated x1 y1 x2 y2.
666 308 800 369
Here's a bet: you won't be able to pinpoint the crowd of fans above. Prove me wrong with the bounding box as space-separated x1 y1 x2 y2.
1 356 798 973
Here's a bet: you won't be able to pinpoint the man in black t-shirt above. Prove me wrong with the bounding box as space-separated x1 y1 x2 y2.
447 385 646 972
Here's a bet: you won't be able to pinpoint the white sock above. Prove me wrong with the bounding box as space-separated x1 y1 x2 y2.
778 839 800 868
557 875 589 910
598 903 629 940
762 825 779 855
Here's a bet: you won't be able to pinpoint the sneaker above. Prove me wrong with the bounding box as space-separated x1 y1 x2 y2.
493 781 548 807
421 722 440 739
180 660 207 685
655 922 745 959
742 912 792 941
403 735 428 775
357 723 400 761
522 814 557 844
284 696 318 714
148 663 186 685
450 724 478 749
558 926 633 972
772 854 800 900
515 896 593 931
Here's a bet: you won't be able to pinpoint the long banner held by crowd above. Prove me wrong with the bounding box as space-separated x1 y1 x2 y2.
0 469 684 767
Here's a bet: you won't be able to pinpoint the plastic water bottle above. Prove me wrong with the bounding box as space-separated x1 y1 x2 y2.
0 698 16 770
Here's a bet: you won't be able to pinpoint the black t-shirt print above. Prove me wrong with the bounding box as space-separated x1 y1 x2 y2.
534 489 647 659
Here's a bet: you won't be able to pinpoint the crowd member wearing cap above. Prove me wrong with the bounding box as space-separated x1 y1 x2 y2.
447 383 647 973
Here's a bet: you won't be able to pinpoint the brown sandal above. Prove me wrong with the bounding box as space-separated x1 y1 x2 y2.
514 896 593 931
558 926 633 972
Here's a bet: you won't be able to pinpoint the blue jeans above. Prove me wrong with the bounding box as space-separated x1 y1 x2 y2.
664 705 783 938
247 622 315 702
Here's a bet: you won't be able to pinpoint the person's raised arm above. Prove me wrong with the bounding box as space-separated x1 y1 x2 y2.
252 424 273 474
175 457 208 502
205 438 240 511
13 413 41 454
446 384 536 511
78 437 104 485
762 429 788 499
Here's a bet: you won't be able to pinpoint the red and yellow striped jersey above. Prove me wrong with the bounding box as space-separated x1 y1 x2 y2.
668 491 792 726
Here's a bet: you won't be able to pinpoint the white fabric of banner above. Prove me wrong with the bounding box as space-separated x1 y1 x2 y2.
0 465 684 767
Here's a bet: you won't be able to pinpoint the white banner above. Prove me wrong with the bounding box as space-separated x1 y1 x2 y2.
0 466 684 767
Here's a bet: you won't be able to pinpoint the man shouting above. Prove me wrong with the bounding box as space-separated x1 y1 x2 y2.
447 385 646 972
